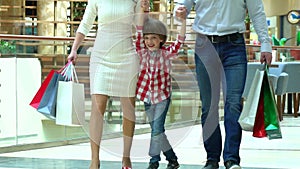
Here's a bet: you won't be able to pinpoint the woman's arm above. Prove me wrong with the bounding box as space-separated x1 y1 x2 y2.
68 32 85 64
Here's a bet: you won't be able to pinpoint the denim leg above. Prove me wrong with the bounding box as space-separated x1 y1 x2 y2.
145 98 176 163
222 63 246 164
194 35 224 162
217 36 247 164
195 53 222 162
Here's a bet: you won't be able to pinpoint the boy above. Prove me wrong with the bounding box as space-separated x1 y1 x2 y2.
135 2 187 169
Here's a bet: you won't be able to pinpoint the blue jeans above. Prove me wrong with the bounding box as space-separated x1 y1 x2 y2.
194 34 247 164
144 97 177 163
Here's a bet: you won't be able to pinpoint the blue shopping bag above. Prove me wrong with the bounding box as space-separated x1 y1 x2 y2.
37 72 65 119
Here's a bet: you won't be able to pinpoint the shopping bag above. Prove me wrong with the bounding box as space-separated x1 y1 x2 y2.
56 64 85 126
29 62 72 109
238 69 264 131
37 72 65 119
240 65 282 139
29 70 56 109
252 90 267 138
262 69 282 139
35 62 73 119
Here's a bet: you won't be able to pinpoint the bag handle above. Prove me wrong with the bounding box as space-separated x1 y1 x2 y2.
58 61 72 73
58 61 79 82
70 63 79 83
60 61 73 81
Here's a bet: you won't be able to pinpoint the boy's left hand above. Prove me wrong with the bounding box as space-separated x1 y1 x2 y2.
176 5 187 20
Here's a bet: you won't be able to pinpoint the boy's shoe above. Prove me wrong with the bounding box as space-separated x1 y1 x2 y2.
224 160 241 169
147 162 159 169
166 159 180 169
202 160 219 169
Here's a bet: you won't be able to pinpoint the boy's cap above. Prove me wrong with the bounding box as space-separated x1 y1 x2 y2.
143 17 168 36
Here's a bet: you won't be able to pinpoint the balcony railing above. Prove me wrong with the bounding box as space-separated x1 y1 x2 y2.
0 34 200 152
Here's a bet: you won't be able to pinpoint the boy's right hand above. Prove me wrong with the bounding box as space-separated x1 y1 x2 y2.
141 0 150 11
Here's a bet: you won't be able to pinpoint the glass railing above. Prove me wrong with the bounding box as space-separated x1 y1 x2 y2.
4 33 299 152
0 34 200 152
0 35 94 150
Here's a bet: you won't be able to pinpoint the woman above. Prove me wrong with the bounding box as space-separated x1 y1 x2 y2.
68 1 147 169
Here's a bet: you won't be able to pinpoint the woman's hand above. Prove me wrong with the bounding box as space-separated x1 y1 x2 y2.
67 50 78 65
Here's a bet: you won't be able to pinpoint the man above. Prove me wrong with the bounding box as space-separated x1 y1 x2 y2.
175 0 272 169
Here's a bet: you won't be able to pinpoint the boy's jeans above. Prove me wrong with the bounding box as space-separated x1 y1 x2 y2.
144 97 177 163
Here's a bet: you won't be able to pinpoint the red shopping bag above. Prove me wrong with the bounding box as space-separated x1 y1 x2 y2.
252 91 267 138
252 66 282 139
37 71 65 119
29 62 72 109
29 70 56 109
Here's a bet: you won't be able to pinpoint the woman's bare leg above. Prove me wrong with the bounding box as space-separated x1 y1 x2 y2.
120 97 136 167
89 94 108 169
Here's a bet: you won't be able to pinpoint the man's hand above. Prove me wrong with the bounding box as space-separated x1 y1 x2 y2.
260 52 272 66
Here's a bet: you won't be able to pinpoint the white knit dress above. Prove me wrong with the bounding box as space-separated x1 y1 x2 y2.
77 0 139 97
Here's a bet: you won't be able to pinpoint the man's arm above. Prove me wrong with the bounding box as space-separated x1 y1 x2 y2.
246 0 272 65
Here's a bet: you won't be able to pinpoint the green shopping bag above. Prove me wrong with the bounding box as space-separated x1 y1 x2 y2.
263 67 282 140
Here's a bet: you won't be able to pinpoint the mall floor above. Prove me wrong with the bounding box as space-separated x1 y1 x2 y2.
0 116 299 169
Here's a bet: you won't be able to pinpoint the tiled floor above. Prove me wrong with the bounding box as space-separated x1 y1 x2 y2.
0 116 299 169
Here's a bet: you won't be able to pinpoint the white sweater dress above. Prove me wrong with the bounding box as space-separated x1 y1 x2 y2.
77 0 139 97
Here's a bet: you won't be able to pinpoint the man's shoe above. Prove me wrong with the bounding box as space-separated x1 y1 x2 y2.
147 162 159 169
224 160 241 169
202 160 219 169
166 159 180 169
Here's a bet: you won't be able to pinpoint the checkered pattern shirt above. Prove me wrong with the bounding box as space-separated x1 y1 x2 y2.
135 26 185 104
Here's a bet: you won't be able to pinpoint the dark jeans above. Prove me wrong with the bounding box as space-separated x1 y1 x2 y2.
144 97 177 163
194 34 247 164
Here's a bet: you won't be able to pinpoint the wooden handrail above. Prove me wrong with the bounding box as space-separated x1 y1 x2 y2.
1 34 300 49
0 34 95 42
0 19 87 24
247 44 300 49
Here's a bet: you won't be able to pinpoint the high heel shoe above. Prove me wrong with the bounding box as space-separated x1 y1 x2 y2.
122 167 132 169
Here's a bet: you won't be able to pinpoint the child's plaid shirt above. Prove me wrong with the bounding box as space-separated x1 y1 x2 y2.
135 26 185 104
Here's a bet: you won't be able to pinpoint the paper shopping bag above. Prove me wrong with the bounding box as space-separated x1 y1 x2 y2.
29 70 56 109
252 90 267 138
56 65 85 126
37 72 65 119
238 69 264 131
30 62 72 110
262 69 282 139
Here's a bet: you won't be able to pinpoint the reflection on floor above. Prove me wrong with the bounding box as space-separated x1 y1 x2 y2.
0 117 299 169
0 157 282 169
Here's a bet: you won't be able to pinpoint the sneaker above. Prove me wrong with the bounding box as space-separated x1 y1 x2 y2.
147 162 159 169
202 160 219 169
224 160 241 169
166 159 180 169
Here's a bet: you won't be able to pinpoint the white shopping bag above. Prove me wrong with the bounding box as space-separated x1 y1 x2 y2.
238 69 264 131
56 64 85 126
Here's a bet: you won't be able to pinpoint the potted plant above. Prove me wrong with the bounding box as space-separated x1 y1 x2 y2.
0 40 16 56
72 2 87 21
244 11 251 44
